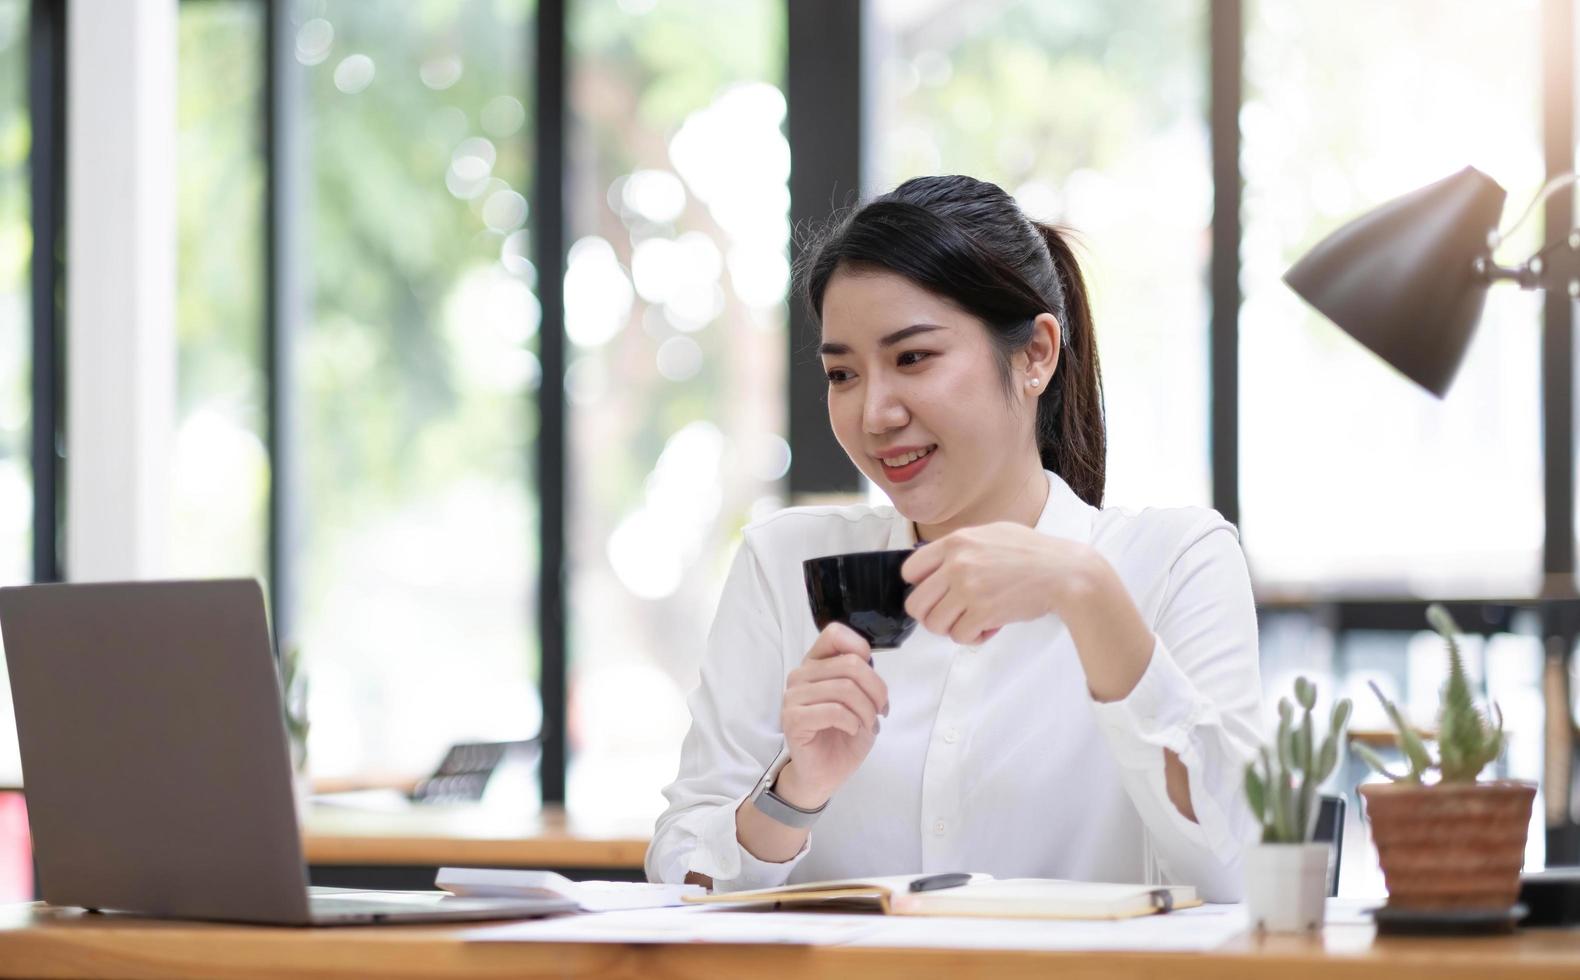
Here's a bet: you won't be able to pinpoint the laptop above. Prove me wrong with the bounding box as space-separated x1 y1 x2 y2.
0 578 578 925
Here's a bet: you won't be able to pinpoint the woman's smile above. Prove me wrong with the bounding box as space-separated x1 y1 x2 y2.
877 444 936 483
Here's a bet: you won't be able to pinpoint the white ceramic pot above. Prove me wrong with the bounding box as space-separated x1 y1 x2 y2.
1244 842 1329 932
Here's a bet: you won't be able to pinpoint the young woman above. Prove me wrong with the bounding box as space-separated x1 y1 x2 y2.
646 175 1262 902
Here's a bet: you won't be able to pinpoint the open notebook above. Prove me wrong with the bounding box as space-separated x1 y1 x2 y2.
684 874 1201 920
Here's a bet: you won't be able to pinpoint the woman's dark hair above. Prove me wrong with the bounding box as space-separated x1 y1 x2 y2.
798 175 1106 507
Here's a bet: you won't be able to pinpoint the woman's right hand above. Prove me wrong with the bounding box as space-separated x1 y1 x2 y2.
776 623 889 807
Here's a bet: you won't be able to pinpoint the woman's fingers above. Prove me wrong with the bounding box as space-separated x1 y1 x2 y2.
950 602 998 644
950 613 985 645
785 677 880 729
792 654 889 715
903 571 949 623
923 591 966 639
956 610 1006 645
900 542 945 584
784 701 862 742
806 622 872 661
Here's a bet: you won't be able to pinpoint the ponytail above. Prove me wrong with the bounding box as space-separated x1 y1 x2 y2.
1032 224 1105 507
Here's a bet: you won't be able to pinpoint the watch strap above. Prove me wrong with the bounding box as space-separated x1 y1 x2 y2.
747 743 826 829
751 782 827 829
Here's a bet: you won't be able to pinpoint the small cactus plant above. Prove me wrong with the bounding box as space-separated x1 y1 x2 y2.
1354 603 1504 784
1245 677 1353 843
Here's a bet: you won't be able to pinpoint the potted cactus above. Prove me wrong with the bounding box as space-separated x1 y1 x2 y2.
1243 676 1352 931
1354 604 1535 922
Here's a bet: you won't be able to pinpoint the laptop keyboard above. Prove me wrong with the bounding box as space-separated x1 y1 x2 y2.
308 889 574 923
313 891 452 907
310 891 455 920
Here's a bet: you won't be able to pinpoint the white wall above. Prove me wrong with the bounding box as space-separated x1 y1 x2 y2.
64 0 177 581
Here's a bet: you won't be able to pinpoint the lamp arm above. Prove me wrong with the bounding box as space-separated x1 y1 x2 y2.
1473 255 1539 289
1490 171 1580 251
1477 170 1580 295
1484 228 1580 295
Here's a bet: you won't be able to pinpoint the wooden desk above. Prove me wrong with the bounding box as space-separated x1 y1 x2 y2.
0 903 1576 979
303 804 651 889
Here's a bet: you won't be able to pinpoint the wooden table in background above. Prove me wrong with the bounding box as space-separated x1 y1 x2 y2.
303 804 651 889
0 903 1576 980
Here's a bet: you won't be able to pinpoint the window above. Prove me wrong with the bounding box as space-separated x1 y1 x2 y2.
1239 0 1543 596
291 0 540 779
0 0 30 786
866 0 1211 511
565 0 787 819
173 0 269 579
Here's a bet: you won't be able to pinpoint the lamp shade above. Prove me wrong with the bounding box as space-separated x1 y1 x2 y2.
1282 166 1507 397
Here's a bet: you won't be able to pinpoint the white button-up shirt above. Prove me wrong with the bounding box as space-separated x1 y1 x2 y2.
646 470 1263 902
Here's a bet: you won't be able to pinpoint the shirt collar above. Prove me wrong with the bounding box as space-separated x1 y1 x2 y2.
886 469 1096 549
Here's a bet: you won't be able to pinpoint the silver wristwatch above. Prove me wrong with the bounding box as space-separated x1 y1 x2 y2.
748 747 828 829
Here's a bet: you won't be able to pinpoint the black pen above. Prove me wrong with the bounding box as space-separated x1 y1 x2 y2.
908 872 972 893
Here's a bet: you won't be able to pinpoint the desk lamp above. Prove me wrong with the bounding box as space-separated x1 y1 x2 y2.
1283 165 1580 396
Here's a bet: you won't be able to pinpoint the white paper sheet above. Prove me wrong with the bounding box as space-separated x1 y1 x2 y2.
828 904 1250 951
463 903 1251 951
464 906 878 945
436 867 704 911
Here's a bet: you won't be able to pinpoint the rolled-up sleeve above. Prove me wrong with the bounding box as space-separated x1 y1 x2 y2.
1088 524 1262 902
645 536 811 890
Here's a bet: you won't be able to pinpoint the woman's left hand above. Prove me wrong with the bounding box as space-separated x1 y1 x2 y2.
901 522 1090 646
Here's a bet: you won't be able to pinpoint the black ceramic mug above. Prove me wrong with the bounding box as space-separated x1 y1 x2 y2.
802 549 918 649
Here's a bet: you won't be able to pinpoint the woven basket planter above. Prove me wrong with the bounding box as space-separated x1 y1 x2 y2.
1359 780 1536 910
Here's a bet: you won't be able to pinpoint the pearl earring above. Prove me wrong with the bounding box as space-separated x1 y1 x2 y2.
1028 378 1040 389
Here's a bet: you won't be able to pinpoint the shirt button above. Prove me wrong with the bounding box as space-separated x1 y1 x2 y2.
933 820 947 836
943 728 960 744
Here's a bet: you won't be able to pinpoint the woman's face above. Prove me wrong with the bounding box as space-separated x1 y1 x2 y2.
818 267 1048 535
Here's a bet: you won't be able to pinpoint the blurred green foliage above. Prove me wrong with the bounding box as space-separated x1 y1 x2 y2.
0 0 31 544
175 1 269 576
300 0 534 520
569 0 783 529
876 1 1199 193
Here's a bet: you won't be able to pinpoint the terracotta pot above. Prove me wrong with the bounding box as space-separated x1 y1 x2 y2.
1359 780 1536 910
